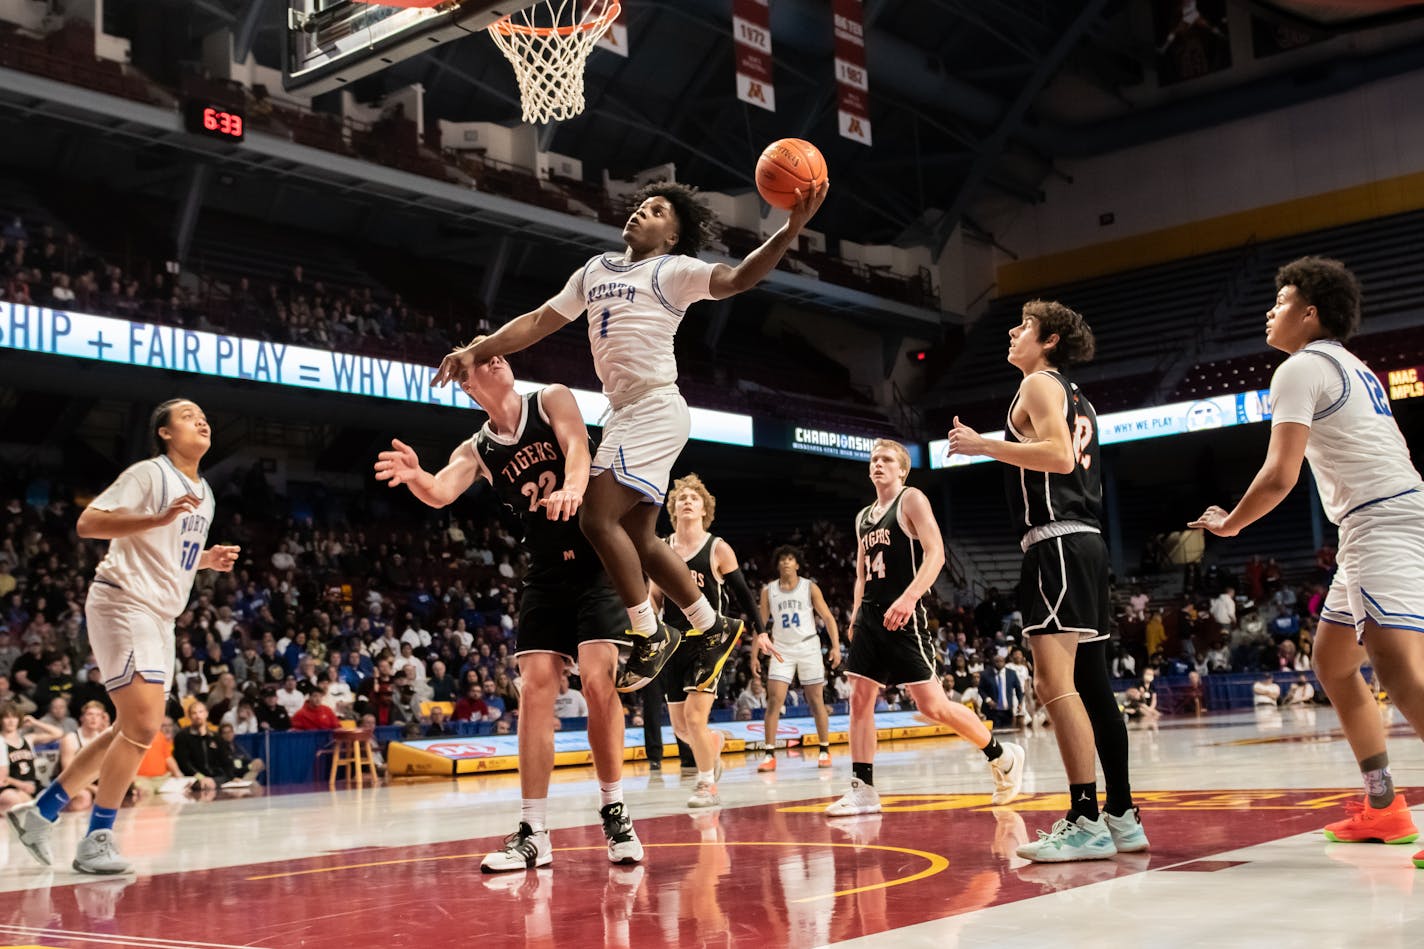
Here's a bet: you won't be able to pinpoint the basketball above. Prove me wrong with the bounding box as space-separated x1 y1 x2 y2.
755 138 827 210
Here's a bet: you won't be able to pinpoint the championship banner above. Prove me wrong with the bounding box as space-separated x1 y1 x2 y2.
733 0 775 111
833 0 871 144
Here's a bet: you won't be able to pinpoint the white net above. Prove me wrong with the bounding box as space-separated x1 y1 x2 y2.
487 0 620 124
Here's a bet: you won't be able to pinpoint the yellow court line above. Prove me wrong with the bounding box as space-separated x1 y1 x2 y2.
244 840 949 903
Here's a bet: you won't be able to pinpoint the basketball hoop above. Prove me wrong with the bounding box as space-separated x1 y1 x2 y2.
487 0 620 124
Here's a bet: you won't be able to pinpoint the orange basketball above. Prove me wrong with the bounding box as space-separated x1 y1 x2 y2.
755 138 827 210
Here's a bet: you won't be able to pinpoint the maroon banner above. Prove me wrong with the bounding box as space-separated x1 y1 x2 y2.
833 0 870 144
733 0 775 111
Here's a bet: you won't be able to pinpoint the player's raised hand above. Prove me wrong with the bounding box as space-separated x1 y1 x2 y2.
539 488 583 521
788 179 830 230
1188 505 1237 537
154 493 202 527
946 416 989 458
883 591 917 631
374 439 421 487
200 545 241 572
752 631 783 665
432 342 478 388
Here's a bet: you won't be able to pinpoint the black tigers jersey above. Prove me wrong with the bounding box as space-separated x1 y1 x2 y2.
661 533 724 631
473 390 600 582
855 488 921 606
1004 370 1104 537
6 737 36 782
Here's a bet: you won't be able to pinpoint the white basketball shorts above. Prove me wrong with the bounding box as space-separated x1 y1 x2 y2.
86 581 175 692
767 637 825 686
1320 489 1424 641
592 386 690 504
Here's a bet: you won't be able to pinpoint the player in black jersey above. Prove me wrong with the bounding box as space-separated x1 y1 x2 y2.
949 301 1146 862
826 439 1024 817
374 348 647 873
650 474 772 808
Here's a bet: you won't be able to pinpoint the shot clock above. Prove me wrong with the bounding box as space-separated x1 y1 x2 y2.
182 100 245 142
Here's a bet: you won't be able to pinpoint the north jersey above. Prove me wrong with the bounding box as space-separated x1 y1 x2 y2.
662 534 723 631
856 489 920 607
469 390 600 583
1005 370 1104 536
1269 340 1423 524
768 577 817 646
546 253 718 407
91 456 215 620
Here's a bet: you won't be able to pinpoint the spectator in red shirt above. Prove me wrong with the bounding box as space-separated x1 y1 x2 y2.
453 683 498 723
291 686 341 731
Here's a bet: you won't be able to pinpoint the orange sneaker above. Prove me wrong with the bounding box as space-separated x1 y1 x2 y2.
1323 794 1419 844
818 749 832 769
757 755 776 773
1414 848 1423 869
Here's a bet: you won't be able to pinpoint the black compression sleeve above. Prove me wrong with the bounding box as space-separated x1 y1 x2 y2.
721 568 765 635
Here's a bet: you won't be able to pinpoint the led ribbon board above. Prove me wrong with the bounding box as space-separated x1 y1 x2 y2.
0 303 753 447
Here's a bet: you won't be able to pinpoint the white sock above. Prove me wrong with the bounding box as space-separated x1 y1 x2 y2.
521 798 548 832
685 596 716 633
697 769 715 785
628 599 658 635
600 781 623 807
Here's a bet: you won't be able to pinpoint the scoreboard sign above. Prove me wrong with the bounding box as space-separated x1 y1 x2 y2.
1386 366 1424 402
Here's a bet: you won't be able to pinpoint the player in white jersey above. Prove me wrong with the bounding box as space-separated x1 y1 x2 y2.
1191 257 1424 869
754 545 841 772
434 180 827 692
8 399 239 874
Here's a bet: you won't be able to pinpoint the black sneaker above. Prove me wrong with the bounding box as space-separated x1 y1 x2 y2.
600 802 644 864
616 621 682 693
648 760 662 772
689 614 744 692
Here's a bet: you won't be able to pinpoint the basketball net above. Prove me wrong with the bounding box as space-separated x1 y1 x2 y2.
487 0 620 124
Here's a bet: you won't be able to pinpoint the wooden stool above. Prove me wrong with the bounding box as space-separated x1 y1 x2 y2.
328 727 379 789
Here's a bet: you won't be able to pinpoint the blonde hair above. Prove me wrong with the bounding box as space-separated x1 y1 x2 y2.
667 473 716 529
872 439 911 483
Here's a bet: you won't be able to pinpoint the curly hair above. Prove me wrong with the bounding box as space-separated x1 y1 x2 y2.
630 181 715 257
1275 256 1362 341
772 545 802 568
666 472 716 529
1022 300 1096 368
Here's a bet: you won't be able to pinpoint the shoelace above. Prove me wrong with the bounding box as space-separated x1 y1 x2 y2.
501 828 541 860
1339 800 1371 818
1035 819 1073 842
603 806 634 843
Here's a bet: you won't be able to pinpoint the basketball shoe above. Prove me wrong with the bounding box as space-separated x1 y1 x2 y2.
1323 794 1419 845
616 620 683 693
601 802 644 865
826 778 881 817
989 742 1025 806
6 800 55 866
73 830 132 875
1016 816 1116 863
688 780 721 808
481 822 553 872
1104 806 1151 853
818 749 832 768
757 753 776 772
689 615 744 692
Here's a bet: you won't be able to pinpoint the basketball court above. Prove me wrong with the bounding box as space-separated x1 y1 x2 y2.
3 708 1419 948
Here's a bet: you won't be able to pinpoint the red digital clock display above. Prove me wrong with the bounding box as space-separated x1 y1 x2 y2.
183 101 246 142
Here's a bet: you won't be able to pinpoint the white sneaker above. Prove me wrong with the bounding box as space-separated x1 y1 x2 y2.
826 778 881 817
989 742 1025 806
481 822 553 872
6 800 55 866
687 780 721 808
1016 815 1117 863
600 802 644 865
73 829 132 875
1104 806 1150 852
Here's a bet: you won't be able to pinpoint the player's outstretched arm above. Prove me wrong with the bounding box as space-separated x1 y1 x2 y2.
948 375 1074 474
433 303 567 387
538 385 591 523
374 438 484 508
1189 422 1308 537
883 488 945 631
707 181 829 300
